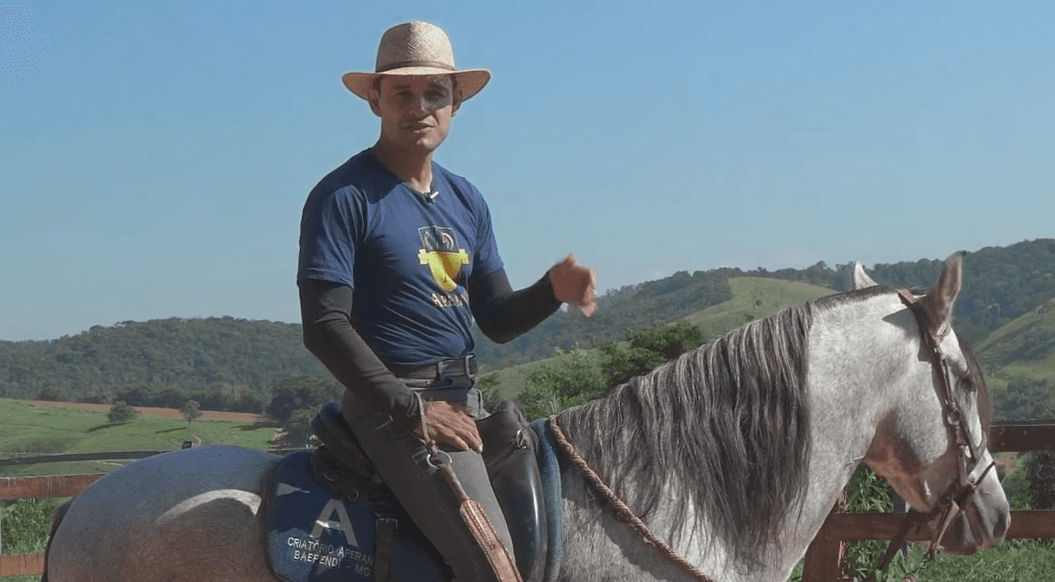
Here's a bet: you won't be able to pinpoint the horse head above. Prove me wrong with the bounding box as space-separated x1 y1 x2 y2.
852 254 1010 556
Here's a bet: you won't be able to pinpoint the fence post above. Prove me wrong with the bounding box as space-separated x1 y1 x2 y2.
802 491 848 582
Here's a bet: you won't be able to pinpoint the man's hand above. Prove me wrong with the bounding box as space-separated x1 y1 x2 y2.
549 254 598 317
414 399 483 453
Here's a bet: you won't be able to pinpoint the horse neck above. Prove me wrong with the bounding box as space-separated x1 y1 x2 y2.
807 291 918 452
790 293 919 544
554 304 817 580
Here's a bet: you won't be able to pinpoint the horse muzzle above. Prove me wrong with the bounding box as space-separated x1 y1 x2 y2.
933 478 1010 555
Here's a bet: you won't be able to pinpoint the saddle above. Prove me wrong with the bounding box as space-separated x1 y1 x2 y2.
264 400 548 582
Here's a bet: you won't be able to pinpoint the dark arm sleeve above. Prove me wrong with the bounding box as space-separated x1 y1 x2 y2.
469 267 563 344
299 278 419 429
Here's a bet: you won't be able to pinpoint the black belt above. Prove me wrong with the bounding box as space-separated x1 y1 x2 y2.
387 355 478 381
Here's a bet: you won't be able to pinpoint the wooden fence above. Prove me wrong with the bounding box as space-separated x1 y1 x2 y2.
803 422 1055 582
1 427 1053 579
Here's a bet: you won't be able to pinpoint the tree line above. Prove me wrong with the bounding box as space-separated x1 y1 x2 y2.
0 316 327 406
475 238 1055 367
2 238 1053 415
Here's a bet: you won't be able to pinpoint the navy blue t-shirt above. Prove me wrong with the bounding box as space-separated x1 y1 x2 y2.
297 150 504 365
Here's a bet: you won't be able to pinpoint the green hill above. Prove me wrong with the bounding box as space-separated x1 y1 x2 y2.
684 277 835 338
483 277 835 400
0 317 328 405
978 297 1055 384
472 268 735 368
2 239 1054 414
867 239 1055 344
485 273 1055 423
975 297 1055 421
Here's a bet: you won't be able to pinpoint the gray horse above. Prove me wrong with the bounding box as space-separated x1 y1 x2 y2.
45 254 1009 582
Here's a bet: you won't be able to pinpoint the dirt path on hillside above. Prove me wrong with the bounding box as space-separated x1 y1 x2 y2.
15 399 268 423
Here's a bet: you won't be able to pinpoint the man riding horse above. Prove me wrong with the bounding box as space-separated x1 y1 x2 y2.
296 21 597 582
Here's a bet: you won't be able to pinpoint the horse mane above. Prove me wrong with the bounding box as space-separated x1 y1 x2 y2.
558 300 814 569
959 337 993 437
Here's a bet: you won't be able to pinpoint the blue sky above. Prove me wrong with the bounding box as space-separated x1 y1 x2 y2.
2 1 1052 341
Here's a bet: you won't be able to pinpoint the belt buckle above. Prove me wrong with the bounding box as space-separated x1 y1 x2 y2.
431 355 475 381
433 359 448 380
463 354 476 380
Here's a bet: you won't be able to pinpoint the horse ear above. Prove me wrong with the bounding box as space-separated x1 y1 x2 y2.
925 252 964 328
851 262 878 290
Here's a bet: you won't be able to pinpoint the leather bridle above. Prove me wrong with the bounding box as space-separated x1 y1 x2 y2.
863 290 997 581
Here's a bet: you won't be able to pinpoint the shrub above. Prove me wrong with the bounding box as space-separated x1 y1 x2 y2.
476 373 502 411
1000 464 1035 510
36 386 65 401
279 407 318 448
0 498 60 554
266 376 342 423
108 400 139 423
1025 451 1055 510
843 467 901 580
181 399 202 426
520 345 607 420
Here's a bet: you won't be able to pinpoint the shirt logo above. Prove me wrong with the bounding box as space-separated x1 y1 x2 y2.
417 226 469 293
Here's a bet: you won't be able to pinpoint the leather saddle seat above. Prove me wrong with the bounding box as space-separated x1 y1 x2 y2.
309 400 548 582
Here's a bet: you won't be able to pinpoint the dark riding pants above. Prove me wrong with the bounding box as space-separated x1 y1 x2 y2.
341 379 515 582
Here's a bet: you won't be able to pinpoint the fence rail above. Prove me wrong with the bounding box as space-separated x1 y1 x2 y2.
2 426 1053 579
0 451 169 469
0 473 106 501
803 421 1055 582
818 509 1055 542
0 554 42 579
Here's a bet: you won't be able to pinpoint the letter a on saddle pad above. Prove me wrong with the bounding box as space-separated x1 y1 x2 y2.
265 451 446 582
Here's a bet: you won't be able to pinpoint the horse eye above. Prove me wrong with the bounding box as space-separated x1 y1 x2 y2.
960 376 976 393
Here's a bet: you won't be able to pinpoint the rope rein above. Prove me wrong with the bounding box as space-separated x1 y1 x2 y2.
548 415 720 582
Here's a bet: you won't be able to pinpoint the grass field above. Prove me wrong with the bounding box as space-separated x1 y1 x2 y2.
1 400 282 580
0 399 278 477
783 539 1055 582
976 297 1055 390
683 277 834 338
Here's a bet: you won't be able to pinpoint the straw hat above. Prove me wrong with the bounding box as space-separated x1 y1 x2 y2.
342 21 491 103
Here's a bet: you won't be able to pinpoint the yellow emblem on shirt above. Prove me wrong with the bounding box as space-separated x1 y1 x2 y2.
418 226 470 293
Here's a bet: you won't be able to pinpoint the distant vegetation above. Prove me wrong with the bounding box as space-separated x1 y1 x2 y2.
472 268 735 368
0 316 327 407
1 239 1053 423
475 239 1055 368
107 400 139 423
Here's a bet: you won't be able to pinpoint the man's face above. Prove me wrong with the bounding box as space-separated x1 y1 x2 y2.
371 75 457 156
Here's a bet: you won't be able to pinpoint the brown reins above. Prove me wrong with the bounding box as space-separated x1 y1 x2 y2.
548 414 721 582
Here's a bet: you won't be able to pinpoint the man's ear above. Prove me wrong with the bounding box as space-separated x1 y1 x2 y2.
368 90 382 116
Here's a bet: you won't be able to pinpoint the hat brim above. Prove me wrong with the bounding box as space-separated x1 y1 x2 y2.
342 67 491 103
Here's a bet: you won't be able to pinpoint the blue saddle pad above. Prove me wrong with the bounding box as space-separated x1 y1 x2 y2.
265 450 445 582
530 418 565 582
